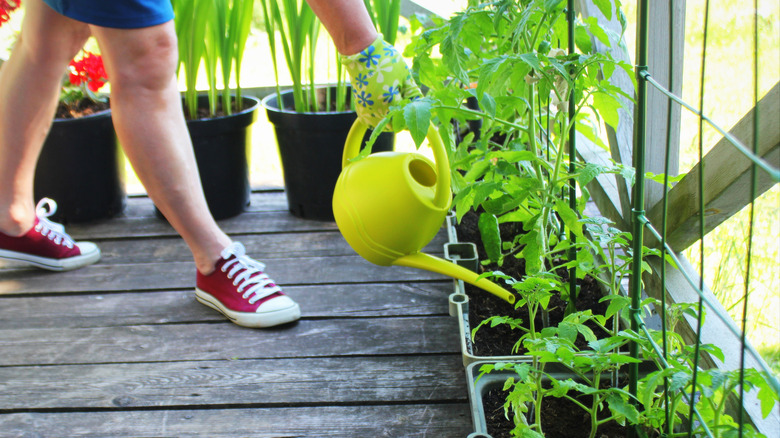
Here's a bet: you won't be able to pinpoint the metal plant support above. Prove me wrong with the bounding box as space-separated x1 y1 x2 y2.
629 1 780 437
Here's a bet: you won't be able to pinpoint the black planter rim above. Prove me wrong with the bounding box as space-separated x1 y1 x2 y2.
52 108 112 125
261 86 355 117
185 95 260 137
185 94 260 122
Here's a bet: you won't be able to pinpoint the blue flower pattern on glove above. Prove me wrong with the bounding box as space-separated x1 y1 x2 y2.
382 84 401 103
342 35 422 130
354 73 369 90
358 44 381 68
355 90 374 107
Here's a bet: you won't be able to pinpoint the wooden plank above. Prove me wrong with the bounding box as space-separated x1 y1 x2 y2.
0 316 460 366
576 0 636 222
82 230 448 264
63 209 339 240
641 1 686 208
575 2 687 223
576 134 630 231
0 404 473 437
0 355 465 409
120 190 290 218
646 82 780 251
0 282 452 329
0 255 449 295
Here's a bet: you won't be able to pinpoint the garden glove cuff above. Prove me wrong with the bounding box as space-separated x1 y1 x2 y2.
341 35 422 131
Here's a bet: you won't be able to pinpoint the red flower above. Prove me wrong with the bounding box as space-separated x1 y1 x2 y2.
0 0 21 25
68 52 108 92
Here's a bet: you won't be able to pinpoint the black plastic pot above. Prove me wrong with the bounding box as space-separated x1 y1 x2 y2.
183 95 258 220
262 87 394 221
34 109 125 224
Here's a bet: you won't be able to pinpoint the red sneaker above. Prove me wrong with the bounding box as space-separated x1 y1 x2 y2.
0 198 101 271
195 242 301 328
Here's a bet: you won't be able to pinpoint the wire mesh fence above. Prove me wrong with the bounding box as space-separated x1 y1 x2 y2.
628 1 780 436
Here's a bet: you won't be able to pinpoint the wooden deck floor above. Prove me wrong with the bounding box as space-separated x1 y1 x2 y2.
0 191 472 437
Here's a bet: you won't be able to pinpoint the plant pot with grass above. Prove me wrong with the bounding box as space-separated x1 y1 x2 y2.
170 0 256 219
262 86 394 220
258 0 402 220
183 94 259 219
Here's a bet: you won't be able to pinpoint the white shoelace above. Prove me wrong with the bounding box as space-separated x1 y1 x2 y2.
221 242 281 304
34 198 75 249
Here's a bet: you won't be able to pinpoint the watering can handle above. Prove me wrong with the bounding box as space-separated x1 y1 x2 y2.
343 120 451 210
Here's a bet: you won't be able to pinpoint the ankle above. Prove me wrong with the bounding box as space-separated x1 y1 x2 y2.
195 250 223 276
0 203 35 237
194 238 233 276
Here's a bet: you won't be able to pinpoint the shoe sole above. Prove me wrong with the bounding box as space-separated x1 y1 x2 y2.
0 247 101 271
194 288 301 328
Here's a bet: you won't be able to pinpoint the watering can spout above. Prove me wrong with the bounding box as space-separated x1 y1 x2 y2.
393 253 516 305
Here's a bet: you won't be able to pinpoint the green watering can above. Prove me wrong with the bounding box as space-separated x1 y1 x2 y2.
332 120 515 305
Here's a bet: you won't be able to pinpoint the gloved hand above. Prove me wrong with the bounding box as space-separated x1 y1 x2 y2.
341 35 422 130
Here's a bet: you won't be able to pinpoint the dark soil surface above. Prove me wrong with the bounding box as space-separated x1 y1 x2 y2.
55 99 109 119
482 385 660 438
456 209 649 437
185 98 250 120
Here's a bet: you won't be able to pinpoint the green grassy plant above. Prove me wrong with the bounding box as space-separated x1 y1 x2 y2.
172 0 255 118
258 0 323 112
363 0 402 45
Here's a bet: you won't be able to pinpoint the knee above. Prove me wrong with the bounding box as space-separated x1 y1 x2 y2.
109 29 179 92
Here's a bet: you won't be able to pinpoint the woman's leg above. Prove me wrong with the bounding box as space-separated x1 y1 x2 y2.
88 21 231 274
0 0 91 235
91 21 299 327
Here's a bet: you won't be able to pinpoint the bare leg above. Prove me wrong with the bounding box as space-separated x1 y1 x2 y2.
88 22 230 274
0 0 90 235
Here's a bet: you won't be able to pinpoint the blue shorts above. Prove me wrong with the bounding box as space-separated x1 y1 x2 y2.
42 0 174 29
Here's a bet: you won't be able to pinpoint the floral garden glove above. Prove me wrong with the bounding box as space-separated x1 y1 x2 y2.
341 35 422 131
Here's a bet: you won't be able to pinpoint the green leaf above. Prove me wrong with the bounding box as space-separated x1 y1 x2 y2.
440 34 470 84
453 185 476 222
606 393 639 423
473 182 502 206
592 91 621 129
574 25 594 53
591 0 614 20
463 159 492 182
558 323 578 344
757 377 779 418
669 371 691 392
480 92 497 119
585 16 612 47
518 52 543 72
520 229 543 274
577 163 603 186
403 98 432 146
549 378 578 397
645 171 685 188
543 0 565 13
479 212 502 262
604 295 629 319
576 323 597 343
490 150 539 164
554 199 584 239
516 428 545 438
